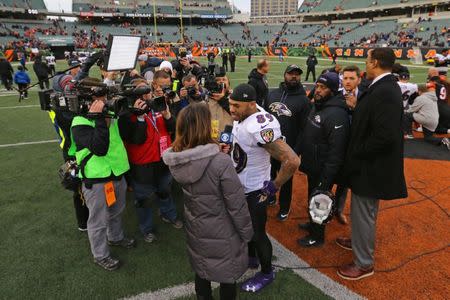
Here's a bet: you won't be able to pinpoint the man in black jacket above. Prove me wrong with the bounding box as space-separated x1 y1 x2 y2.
222 49 228 72
229 50 236 72
296 72 350 247
337 48 407 280
265 64 311 220
33 56 50 90
0 56 14 90
305 54 318 82
248 59 269 106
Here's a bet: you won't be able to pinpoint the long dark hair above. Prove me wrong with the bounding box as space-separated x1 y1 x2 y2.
172 103 216 152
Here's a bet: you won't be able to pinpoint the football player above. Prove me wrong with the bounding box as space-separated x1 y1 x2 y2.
224 84 300 293
396 66 418 111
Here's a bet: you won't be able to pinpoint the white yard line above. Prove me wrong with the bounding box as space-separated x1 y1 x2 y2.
0 104 40 109
0 139 58 148
124 235 364 300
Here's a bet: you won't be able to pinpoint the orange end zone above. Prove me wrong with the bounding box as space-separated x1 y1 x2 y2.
267 158 450 299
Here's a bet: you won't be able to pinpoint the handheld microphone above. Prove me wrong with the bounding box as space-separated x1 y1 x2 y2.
219 125 233 144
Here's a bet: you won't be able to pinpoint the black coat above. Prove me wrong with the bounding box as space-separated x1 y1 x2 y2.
297 94 350 190
343 74 407 200
265 82 311 150
306 55 318 68
248 68 269 106
33 60 49 78
0 59 14 77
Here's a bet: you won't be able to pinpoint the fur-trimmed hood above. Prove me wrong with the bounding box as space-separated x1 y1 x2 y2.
162 143 219 185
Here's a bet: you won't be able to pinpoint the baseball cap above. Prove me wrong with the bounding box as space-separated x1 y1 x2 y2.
316 72 339 94
285 64 303 74
68 60 80 67
230 83 257 102
137 54 148 62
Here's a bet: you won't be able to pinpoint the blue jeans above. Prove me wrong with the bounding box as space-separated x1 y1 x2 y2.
131 169 177 235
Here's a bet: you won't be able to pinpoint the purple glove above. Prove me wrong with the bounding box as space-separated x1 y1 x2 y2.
258 181 278 203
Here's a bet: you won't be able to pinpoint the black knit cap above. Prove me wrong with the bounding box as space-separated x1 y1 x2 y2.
230 83 257 102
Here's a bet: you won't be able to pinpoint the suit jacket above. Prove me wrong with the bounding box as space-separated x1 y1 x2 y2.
343 74 407 200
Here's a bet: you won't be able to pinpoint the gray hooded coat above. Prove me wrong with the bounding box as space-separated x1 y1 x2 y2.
162 143 253 283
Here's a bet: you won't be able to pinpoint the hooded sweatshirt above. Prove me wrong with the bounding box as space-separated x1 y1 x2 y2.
248 68 269 106
162 143 253 283
297 94 350 190
406 91 439 132
265 82 311 150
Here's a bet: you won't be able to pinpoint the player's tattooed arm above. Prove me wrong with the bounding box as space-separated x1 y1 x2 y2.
263 139 300 189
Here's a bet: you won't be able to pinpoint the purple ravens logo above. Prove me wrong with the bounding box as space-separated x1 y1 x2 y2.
269 102 292 117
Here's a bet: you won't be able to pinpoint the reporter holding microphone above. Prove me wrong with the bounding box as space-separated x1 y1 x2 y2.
163 103 253 300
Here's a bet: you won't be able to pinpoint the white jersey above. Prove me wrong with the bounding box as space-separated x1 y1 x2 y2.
231 105 282 193
398 81 418 110
45 55 55 65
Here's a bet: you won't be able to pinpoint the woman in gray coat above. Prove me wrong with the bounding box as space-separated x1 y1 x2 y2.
162 103 253 300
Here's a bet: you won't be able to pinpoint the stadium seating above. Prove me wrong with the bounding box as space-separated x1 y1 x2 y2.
0 0 46 10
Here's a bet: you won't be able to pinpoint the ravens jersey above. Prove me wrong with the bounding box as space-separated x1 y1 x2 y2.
231 105 282 193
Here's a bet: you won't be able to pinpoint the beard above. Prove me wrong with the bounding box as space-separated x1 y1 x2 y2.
285 80 300 89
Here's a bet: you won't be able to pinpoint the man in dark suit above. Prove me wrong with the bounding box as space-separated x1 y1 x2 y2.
336 48 407 280
334 65 362 225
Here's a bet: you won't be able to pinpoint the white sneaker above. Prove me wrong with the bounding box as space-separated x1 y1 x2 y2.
143 232 157 243
414 126 423 132
442 138 450 151
405 134 414 139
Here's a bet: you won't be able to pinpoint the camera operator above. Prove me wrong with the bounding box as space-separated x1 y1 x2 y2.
174 74 206 116
118 77 183 243
0 56 14 91
207 67 233 140
71 93 136 271
151 70 182 117
47 54 100 232
174 56 204 84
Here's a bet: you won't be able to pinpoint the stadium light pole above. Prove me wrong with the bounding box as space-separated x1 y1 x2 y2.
179 0 185 44
153 0 158 43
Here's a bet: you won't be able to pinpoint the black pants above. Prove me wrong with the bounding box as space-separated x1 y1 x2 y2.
222 60 228 72
270 158 293 214
1 74 12 90
307 175 325 241
38 76 49 90
17 83 28 98
74 188 89 229
305 67 316 82
195 274 236 300
49 65 56 76
248 55 251 62
230 60 235 72
335 184 348 214
404 112 442 145
246 190 272 274
436 101 450 133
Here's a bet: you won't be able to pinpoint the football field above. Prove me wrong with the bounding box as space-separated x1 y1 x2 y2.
0 56 439 299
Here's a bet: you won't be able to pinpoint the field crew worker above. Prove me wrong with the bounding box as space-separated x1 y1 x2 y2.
71 94 136 271
119 78 182 244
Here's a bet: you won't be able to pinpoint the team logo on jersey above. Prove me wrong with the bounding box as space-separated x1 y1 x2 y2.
269 102 292 117
315 115 321 123
260 128 274 143
232 143 248 174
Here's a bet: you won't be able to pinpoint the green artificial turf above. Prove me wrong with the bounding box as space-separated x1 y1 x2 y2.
0 56 429 298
